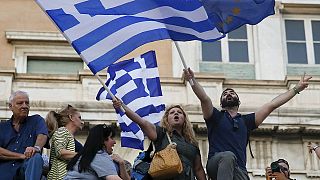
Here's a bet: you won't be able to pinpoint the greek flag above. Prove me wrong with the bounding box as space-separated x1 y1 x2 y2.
35 0 224 74
96 51 165 150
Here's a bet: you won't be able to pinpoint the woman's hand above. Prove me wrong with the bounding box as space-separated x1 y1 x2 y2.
183 68 194 81
112 98 122 110
112 154 125 165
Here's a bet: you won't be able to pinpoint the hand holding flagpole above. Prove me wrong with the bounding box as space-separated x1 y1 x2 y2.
173 41 194 86
95 74 125 112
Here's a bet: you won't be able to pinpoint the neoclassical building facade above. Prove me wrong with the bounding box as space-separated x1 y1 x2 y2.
0 0 320 179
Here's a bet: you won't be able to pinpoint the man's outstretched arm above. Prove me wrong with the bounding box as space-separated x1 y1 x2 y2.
184 68 214 120
255 73 312 126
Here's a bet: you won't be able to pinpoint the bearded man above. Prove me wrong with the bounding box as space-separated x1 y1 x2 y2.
184 68 311 180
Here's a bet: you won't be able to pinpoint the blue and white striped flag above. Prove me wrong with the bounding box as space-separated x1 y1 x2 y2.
96 51 165 150
35 0 224 74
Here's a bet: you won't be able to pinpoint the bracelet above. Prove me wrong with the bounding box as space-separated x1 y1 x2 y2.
34 146 41 153
313 145 319 151
293 87 300 94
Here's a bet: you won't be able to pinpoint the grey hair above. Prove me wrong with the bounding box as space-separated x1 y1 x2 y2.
9 91 29 104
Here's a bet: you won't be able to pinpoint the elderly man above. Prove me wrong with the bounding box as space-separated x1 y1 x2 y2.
0 91 48 180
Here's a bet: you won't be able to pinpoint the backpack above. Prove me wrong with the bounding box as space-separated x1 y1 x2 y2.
131 143 153 180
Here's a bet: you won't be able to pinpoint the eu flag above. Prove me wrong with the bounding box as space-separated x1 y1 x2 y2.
201 0 275 33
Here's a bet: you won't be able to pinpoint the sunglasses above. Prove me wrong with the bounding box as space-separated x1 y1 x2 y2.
277 159 290 178
277 159 289 168
279 165 289 172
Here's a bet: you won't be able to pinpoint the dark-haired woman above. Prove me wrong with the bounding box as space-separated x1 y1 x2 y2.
65 124 130 180
46 105 84 180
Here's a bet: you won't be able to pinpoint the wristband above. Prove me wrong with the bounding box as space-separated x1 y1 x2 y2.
34 146 41 153
313 145 319 151
293 87 300 94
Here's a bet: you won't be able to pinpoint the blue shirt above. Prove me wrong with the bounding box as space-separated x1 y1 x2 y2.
74 138 83 152
0 114 48 179
206 108 256 171
65 150 118 179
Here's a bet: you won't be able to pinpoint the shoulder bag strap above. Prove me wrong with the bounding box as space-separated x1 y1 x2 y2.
151 131 173 155
243 115 254 158
165 132 172 144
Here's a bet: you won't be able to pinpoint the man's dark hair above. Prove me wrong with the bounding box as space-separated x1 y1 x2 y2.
220 88 239 101
276 158 289 169
220 88 240 108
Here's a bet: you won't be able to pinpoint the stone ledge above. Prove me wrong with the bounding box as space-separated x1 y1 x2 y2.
14 73 80 82
193 123 320 135
280 3 320 15
5 31 66 43
0 67 15 74
248 169 320 178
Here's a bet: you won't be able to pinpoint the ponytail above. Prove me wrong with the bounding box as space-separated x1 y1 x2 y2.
45 111 60 137
45 104 78 137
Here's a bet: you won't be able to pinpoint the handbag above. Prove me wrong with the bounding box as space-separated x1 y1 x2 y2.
148 132 183 179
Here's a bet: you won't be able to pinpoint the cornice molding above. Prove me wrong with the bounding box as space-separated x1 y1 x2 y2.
194 124 320 136
280 3 320 15
14 73 80 82
0 67 15 75
5 31 66 43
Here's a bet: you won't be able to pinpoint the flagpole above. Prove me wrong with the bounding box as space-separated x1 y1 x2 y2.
95 74 125 112
173 41 194 86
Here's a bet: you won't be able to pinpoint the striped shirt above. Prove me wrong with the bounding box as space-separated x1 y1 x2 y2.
48 127 75 180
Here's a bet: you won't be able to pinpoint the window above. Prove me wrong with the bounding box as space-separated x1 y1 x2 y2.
6 31 85 75
202 25 250 63
312 21 320 64
228 26 248 62
285 20 307 64
27 57 83 75
202 41 221 62
12 44 84 75
285 19 320 65
200 25 254 79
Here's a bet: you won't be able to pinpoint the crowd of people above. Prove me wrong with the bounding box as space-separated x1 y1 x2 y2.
0 68 315 180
